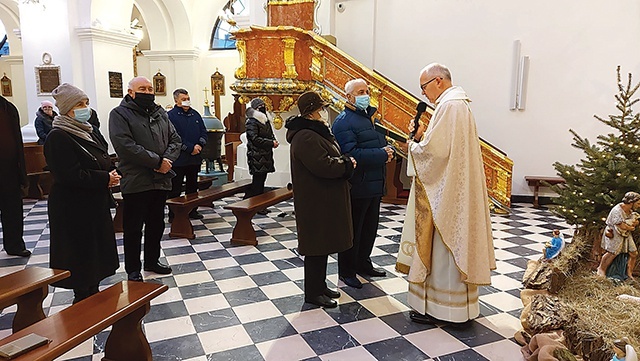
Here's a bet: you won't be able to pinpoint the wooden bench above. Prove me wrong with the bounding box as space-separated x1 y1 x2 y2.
0 280 167 361
0 267 70 333
166 179 252 239
25 171 51 200
111 176 219 233
525 176 566 207
224 185 294 246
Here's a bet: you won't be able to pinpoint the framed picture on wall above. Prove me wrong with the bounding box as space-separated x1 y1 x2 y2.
35 65 61 95
108 71 123 98
1 74 12 97
153 71 166 96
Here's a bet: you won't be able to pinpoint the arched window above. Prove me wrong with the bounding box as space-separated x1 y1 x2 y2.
0 21 9 56
210 0 249 50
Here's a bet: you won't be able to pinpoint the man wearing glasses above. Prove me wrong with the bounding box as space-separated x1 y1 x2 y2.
397 63 495 326
332 78 395 289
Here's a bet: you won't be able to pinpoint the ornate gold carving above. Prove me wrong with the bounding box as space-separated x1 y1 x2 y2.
230 79 316 94
369 85 381 109
310 45 324 81
273 113 284 130
268 0 315 4
278 96 295 113
234 39 247 79
282 37 298 79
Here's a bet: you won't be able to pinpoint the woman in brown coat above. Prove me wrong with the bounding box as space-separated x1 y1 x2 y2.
285 91 355 308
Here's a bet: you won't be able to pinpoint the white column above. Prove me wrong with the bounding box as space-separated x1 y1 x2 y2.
18 0 77 142
142 50 200 108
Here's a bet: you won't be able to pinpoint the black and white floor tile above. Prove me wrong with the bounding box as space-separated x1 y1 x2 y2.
0 196 573 361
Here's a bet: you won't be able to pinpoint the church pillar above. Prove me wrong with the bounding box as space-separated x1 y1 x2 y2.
142 50 200 109
18 0 78 141
76 27 141 149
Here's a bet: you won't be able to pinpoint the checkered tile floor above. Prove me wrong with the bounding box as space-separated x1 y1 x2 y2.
0 196 573 361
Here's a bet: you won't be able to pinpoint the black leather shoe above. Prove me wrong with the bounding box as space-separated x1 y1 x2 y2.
305 295 337 308
359 267 387 277
324 288 341 299
144 262 172 275
339 275 363 289
409 311 438 325
188 210 204 219
256 209 271 215
128 271 143 282
7 249 31 257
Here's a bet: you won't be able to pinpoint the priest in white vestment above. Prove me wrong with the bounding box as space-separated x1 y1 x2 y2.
396 63 496 325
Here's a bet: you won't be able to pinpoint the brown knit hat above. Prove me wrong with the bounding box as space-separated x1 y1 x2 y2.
297 92 329 117
52 83 89 115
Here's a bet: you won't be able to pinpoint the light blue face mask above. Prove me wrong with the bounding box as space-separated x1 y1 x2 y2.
354 95 370 110
73 107 91 123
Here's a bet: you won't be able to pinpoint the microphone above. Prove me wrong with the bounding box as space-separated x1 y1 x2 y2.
409 101 428 140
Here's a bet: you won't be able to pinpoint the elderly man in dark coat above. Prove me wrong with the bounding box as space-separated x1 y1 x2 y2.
44 83 120 303
286 91 355 308
0 96 30 257
109 76 181 282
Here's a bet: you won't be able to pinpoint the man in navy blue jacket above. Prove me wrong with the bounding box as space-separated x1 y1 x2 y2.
332 78 395 288
168 88 208 220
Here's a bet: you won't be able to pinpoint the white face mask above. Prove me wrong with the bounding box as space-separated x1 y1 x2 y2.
181 100 191 107
319 109 329 123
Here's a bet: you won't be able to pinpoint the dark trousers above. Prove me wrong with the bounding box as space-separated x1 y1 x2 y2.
0 171 26 253
123 190 167 274
244 172 268 199
72 284 99 304
304 255 328 298
338 196 381 277
168 164 201 199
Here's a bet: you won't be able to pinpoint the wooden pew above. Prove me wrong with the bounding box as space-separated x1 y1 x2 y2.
0 267 70 333
224 185 294 246
111 176 219 233
23 143 50 199
0 281 167 361
166 179 252 239
525 176 566 207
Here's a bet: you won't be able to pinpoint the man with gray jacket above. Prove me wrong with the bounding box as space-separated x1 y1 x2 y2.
109 76 181 282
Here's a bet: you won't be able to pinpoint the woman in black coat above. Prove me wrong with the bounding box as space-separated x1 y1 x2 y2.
244 98 278 214
44 83 120 304
34 100 57 145
285 91 355 308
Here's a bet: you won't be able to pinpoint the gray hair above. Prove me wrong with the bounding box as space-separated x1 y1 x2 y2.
421 63 452 81
622 191 640 204
344 78 367 95
173 88 189 101
128 76 151 90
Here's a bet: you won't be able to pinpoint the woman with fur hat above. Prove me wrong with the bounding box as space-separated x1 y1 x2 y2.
285 91 356 308
44 83 120 304
244 97 278 214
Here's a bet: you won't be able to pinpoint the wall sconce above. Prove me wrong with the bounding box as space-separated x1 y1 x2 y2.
510 40 530 111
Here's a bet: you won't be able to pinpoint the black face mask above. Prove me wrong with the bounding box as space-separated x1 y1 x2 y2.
258 106 266 114
132 92 156 112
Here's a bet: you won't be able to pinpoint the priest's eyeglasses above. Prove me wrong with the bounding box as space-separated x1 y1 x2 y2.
420 77 439 91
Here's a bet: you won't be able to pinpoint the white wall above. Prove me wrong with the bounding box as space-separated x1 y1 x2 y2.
331 0 640 196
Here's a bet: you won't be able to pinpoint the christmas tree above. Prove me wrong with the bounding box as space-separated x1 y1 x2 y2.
551 66 640 233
